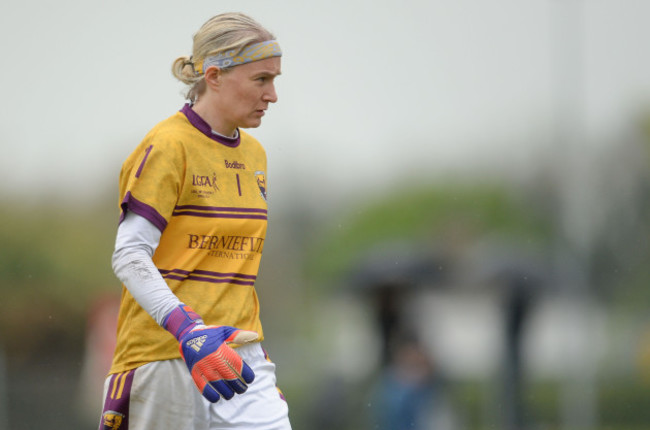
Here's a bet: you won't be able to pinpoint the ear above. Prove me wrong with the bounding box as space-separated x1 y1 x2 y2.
203 66 223 91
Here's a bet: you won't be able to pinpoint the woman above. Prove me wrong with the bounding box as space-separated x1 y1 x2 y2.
98 12 290 430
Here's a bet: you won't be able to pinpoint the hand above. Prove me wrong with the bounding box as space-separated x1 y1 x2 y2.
179 325 258 402
163 304 259 402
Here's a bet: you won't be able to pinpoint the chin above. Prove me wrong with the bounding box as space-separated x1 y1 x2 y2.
241 119 263 129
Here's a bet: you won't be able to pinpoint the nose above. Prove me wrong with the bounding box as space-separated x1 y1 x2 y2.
263 83 278 103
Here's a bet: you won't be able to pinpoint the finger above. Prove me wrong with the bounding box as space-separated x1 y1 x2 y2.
216 344 256 384
196 348 249 391
201 380 222 403
221 358 251 394
213 346 255 390
218 356 255 389
225 375 249 394
227 329 259 345
191 371 221 403
209 379 235 400
194 360 241 401
240 360 255 384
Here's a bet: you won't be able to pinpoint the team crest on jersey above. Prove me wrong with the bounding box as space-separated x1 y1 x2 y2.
191 172 219 199
192 172 219 191
255 171 267 201
102 410 125 429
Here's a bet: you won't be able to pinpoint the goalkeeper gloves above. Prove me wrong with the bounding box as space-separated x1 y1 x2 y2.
163 304 259 402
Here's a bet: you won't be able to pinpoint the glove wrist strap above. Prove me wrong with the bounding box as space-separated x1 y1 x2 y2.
162 304 204 341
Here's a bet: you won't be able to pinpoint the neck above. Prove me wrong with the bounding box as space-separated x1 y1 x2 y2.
192 98 236 137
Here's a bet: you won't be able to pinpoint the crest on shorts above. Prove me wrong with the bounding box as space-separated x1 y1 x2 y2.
102 410 125 429
255 171 267 201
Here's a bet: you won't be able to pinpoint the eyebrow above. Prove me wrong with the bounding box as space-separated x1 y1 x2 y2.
251 71 282 81
255 70 281 76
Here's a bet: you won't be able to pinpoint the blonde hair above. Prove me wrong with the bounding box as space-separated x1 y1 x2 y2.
172 12 276 102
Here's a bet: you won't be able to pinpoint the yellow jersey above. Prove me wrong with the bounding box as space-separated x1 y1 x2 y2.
109 105 268 374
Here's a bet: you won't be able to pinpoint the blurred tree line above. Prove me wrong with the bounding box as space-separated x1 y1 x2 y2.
0 200 117 359
0 196 119 428
295 115 650 429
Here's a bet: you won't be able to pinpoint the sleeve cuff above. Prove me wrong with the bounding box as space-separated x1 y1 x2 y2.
119 191 168 232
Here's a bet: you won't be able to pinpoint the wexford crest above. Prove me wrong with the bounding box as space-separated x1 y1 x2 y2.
255 171 267 201
102 410 125 429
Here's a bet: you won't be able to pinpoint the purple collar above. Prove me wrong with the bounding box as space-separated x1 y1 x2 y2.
180 104 241 148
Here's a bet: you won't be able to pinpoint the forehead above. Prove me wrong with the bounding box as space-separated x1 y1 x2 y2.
231 56 282 76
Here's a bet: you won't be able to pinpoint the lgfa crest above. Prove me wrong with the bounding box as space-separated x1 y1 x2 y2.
255 171 267 201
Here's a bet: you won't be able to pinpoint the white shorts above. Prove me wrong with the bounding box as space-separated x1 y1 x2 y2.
98 343 291 430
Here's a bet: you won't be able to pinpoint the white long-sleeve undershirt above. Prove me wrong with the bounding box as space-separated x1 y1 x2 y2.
111 211 181 326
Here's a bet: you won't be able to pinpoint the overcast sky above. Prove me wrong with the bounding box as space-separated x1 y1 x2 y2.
1 0 649 207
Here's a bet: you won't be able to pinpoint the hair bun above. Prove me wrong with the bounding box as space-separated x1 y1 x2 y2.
171 56 200 85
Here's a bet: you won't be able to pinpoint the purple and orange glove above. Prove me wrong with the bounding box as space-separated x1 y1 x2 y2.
163 304 258 403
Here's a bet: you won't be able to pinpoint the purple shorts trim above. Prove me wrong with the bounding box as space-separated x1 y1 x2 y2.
99 370 135 430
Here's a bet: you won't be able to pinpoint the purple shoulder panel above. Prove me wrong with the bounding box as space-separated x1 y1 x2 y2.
119 191 168 232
